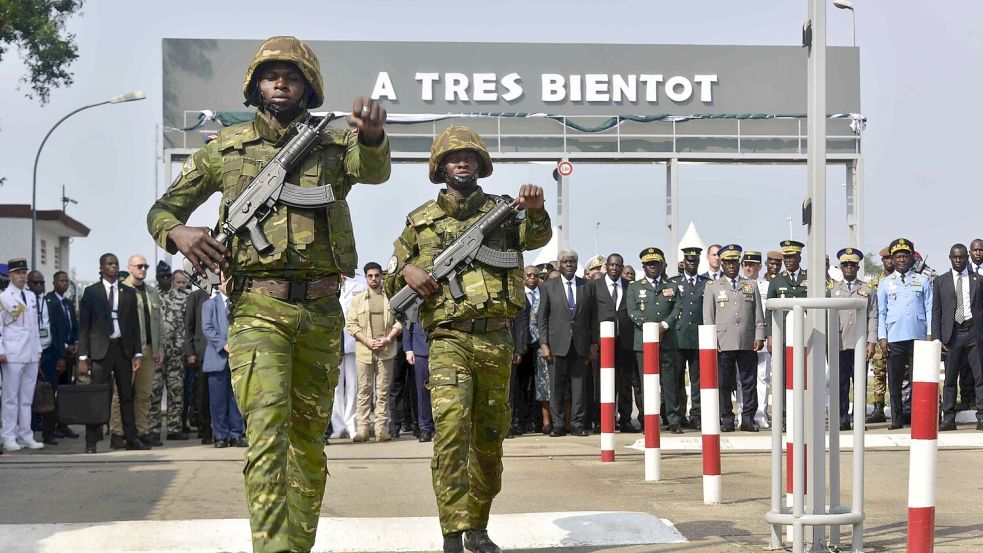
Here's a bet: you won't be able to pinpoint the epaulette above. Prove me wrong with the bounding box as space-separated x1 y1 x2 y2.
217 122 260 151
407 201 441 227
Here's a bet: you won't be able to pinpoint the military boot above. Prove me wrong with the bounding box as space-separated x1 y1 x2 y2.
443 531 464 553
463 529 502 553
865 402 886 424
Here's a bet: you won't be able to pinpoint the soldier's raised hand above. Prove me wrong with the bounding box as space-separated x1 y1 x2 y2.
349 97 386 145
517 184 545 210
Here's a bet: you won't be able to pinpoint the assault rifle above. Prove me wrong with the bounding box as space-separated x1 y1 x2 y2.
389 195 523 324
186 114 338 292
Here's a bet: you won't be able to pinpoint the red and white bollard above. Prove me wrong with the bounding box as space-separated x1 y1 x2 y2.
698 324 721 504
600 321 616 462
643 322 661 481
784 311 796 533
908 340 941 553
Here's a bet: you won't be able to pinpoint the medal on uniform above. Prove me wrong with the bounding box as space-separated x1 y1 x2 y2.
719 301 727 308
639 290 647 298
663 288 674 297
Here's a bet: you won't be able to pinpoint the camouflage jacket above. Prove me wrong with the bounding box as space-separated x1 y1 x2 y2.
147 110 392 279
160 287 191 357
384 187 552 330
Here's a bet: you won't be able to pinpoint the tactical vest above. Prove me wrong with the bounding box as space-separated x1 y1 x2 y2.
214 121 358 275
407 195 526 324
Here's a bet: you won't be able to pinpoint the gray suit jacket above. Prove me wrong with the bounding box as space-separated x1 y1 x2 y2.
829 279 877 350
201 294 229 373
702 276 765 351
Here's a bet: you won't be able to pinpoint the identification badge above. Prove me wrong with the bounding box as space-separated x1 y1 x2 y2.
39 329 49 339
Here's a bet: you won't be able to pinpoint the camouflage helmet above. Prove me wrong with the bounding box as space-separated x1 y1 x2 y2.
242 36 324 109
428 126 493 184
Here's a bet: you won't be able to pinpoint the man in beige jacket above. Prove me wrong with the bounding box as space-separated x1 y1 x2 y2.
345 262 403 442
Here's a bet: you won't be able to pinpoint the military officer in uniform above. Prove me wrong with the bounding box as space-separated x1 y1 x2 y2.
703 245 765 432
668 247 708 429
384 126 551 553
766 240 808 350
830 248 877 430
765 251 783 281
585 255 605 280
877 238 933 430
150 263 192 441
865 247 894 424
0 259 45 451
734 251 770 428
147 36 391 553
627 247 682 432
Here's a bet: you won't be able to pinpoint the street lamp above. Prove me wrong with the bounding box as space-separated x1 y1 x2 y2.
833 0 856 47
31 90 146 267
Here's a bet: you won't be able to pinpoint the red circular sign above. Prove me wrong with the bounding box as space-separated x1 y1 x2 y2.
557 160 574 177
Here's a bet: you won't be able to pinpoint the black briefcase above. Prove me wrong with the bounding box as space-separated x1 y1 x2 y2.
57 383 111 426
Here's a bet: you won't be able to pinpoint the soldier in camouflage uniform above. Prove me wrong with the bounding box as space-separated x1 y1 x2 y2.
384 127 551 553
147 36 391 553
149 270 191 440
865 246 894 423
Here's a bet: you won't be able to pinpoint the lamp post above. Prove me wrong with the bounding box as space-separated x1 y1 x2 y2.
31 90 146 267
833 0 856 47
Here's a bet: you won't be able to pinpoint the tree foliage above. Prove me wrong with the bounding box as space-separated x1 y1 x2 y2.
864 251 883 276
0 0 84 104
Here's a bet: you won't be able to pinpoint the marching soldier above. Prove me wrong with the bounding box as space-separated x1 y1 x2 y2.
877 238 933 430
830 248 877 430
627 247 682 432
384 126 551 553
703 245 765 432
147 36 391 553
668 247 709 429
865 247 894 423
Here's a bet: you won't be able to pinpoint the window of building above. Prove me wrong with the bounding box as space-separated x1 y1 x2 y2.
54 246 61 270
40 239 47 265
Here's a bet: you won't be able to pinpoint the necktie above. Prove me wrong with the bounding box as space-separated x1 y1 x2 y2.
956 275 966 324
109 283 116 313
901 274 906 284
732 279 738 290
689 277 695 287
847 281 853 292
611 282 619 308
62 299 72 333
21 290 27 305
566 280 575 315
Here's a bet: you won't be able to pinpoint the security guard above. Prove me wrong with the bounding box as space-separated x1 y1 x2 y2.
877 238 933 430
703 245 766 432
668 247 709 429
865 246 894 423
384 126 551 553
766 240 808 347
830 248 877 430
147 36 391 553
627 247 682 432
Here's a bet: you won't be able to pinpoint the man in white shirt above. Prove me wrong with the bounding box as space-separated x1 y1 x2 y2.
330 274 367 439
0 259 45 451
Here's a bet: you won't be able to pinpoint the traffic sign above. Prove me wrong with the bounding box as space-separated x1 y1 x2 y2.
557 160 574 177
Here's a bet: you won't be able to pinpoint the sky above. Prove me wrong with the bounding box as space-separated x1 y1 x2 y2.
1 0 980 282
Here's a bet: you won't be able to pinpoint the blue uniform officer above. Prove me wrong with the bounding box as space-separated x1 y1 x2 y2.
877 238 933 429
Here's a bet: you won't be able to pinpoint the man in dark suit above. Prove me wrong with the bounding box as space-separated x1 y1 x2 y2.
41 271 80 442
183 286 212 443
77 253 150 453
510 266 540 437
539 250 593 436
587 253 641 433
932 243 983 431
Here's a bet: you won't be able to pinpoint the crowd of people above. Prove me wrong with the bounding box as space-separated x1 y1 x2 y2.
3 236 981 456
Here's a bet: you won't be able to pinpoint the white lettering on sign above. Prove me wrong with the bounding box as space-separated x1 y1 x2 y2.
387 72 719 105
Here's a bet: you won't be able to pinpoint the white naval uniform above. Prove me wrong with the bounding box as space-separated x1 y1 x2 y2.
330 275 367 438
1 284 43 444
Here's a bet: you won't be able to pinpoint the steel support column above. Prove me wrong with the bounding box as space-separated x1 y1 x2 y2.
666 158 679 271
845 157 864 276
557 157 571 252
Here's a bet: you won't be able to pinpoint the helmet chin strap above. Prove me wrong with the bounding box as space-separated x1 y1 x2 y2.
249 82 308 119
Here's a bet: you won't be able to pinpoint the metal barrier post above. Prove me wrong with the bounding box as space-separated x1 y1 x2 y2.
852 305 868 552
792 306 806 553
908 340 941 553
699 324 721 504
600 321 616 462
769 309 785 550
642 322 661 481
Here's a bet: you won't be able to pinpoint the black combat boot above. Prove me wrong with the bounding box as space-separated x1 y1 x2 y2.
463 529 502 553
865 402 886 424
443 531 464 553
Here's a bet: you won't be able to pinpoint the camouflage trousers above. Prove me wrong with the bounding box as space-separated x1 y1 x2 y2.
148 351 185 436
870 347 887 404
428 326 513 536
229 291 341 553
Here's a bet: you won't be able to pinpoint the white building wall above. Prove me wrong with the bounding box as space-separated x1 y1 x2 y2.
0 219 74 279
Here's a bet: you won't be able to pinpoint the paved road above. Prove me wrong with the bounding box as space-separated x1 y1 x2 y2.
1 427 981 552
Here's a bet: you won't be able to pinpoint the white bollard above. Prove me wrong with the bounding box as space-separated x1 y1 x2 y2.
643 322 661 481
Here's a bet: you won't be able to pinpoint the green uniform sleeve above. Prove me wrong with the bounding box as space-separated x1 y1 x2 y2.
383 222 418 297
518 207 552 250
627 283 644 327
345 131 392 185
146 142 223 254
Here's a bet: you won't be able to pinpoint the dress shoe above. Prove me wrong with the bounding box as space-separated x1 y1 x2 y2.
18 437 45 449
463 528 502 553
549 430 567 437
234 436 249 447
57 426 78 439
214 438 230 448
85 444 97 454
739 422 759 433
143 433 163 447
840 421 852 432
541 424 553 436
418 431 433 442
126 438 152 451
201 435 214 445
3 439 22 452
443 531 464 553
888 422 904 430
668 424 684 434
939 420 957 432
402 422 415 434
682 418 698 430
43 436 59 446
110 434 126 450
377 429 392 442
619 422 640 433
571 428 590 437
352 430 370 443
721 423 736 433
167 432 189 441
